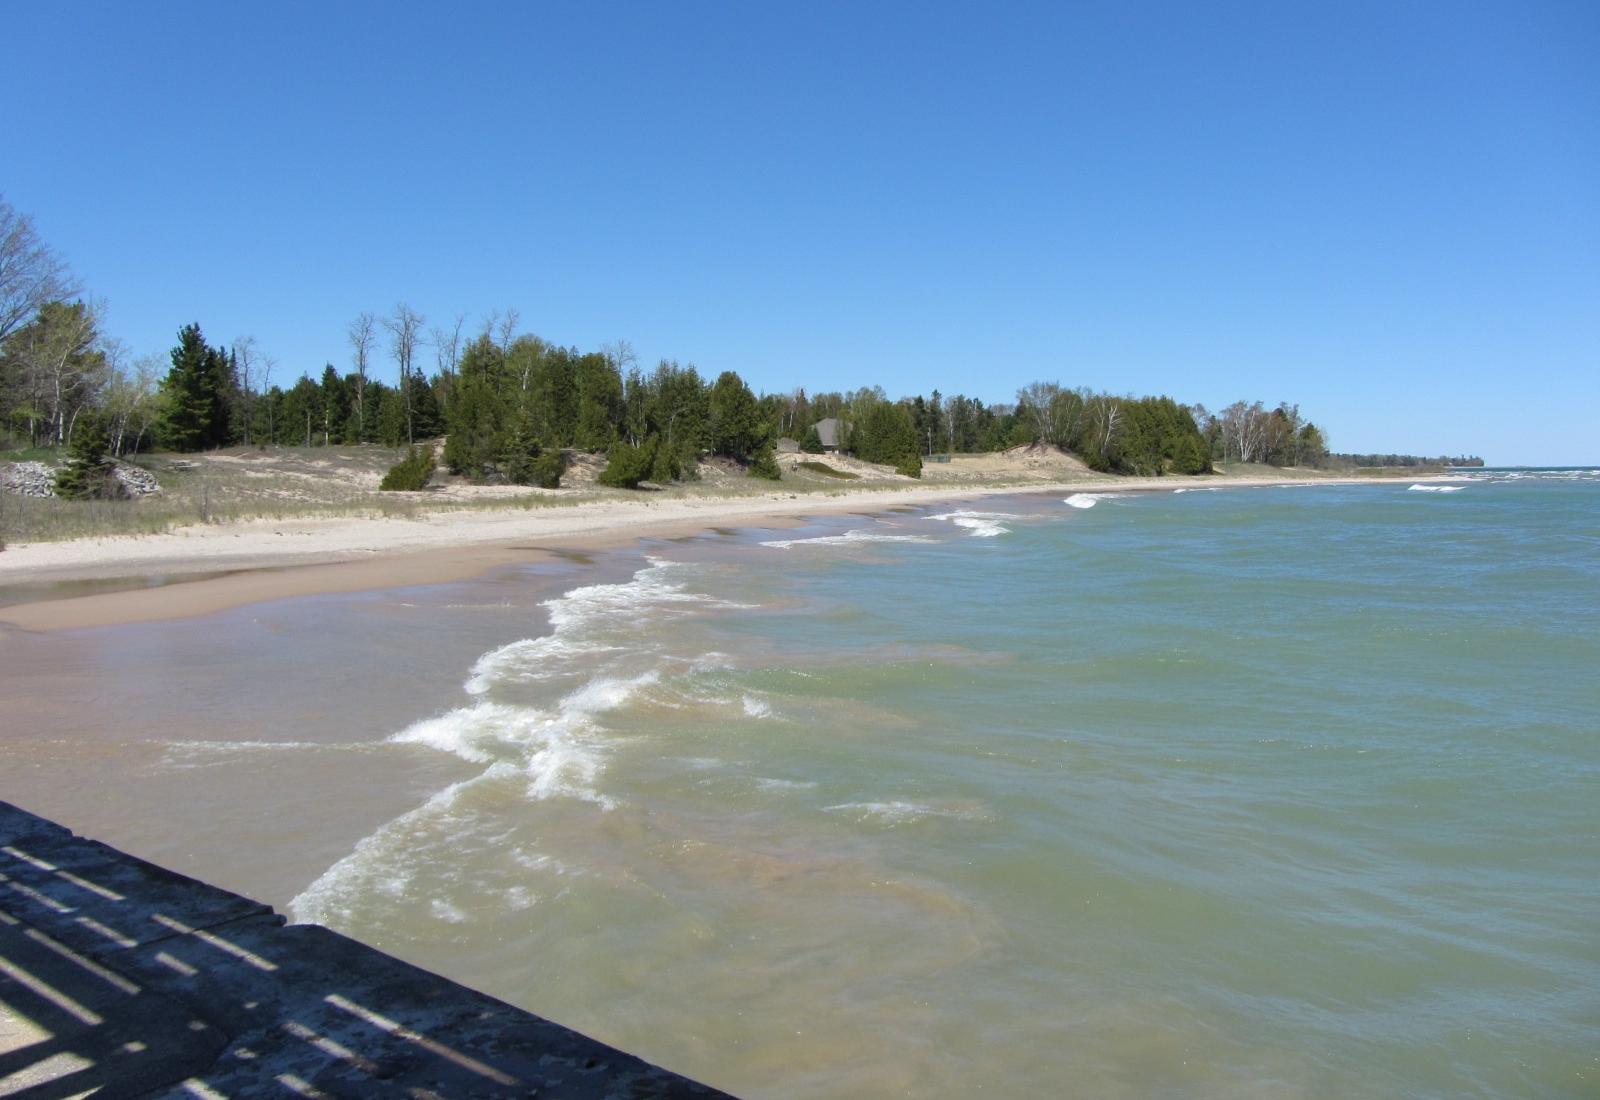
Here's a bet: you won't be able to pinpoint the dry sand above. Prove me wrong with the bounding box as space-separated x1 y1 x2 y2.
0 467 1373 632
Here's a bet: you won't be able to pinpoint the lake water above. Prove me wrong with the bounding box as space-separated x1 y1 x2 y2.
5 471 1597 1097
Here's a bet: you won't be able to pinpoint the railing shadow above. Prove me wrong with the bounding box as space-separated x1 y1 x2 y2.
0 799 732 1098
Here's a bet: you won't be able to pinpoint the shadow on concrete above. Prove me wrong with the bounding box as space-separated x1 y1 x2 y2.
0 799 733 1098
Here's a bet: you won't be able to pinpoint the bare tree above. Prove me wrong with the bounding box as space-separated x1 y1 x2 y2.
0 195 76 347
233 335 259 445
495 307 519 353
601 339 637 373
261 354 278 443
430 314 465 384
347 312 376 441
383 303 425 444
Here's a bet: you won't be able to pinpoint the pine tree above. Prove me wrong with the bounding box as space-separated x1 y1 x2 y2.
379 445 436 490
598 435 658 489
55 414 125 499
160 324 233 451
709 371 763 460
748 438 782 480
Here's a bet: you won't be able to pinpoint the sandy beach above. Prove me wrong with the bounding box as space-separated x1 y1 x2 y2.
0 470 1389 632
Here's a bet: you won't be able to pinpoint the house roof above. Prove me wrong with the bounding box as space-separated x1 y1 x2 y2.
814 418 842 448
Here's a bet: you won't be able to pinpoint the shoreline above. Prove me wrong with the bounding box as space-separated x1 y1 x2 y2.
0 473 1380 632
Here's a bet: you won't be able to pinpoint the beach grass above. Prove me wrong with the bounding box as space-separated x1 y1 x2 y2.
796 461 860 479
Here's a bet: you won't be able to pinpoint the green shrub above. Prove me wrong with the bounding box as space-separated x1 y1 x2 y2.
598 436 658 489
379 445 437 491
506 440 563 488
748 441 781 481
797 461 858 479
55 416 126 501
801 425 825 454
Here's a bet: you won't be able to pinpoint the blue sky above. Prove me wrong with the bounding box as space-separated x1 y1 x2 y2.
7 1 1597 463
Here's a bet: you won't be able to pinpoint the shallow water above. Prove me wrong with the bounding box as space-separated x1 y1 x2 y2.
4 472 1597 1097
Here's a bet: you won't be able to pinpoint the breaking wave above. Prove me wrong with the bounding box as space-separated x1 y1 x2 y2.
292 557 738 926
929 510 1019 538
1065 492 1126 509
762 528 937 549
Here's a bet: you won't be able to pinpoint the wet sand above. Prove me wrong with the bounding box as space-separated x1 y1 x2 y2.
0 474 1375 631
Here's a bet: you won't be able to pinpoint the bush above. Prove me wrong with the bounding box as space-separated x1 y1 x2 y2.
797 461 858 479
379 445 437 491
55 416 127 501
527 449 565 489
801 425 825 454
598 436 658 489
1171 433 1212 475
506 440 563 488
649 442 682 484
748 441 781 481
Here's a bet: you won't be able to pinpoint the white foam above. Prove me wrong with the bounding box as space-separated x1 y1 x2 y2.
430 899 468 924
762 529 937 549
502 886 538 911
161 739 374 768
389 685 640 810
1172 487 1220 494
563 670 660 717
1065 492 1125 509
742 695 774 719
465 559 744 696
289 765 515 926
464 637 622 695
754 777 817 792
823 800 984 825
390 704 522 763
929 510 1019 538
1407 484 1466 493
296 557 748 928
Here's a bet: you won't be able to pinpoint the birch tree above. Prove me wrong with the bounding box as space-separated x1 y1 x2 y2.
0 195 75 347
383 303 424 445
347 312 376 441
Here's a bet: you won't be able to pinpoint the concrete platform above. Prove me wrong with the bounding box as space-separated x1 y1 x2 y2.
0 800 735 1098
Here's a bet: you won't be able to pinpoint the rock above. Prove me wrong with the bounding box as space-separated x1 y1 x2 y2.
113 462 162 496
1 461 57 497
0 460 162 498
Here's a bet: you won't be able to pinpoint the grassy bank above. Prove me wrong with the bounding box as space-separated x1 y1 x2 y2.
1 442 1344 546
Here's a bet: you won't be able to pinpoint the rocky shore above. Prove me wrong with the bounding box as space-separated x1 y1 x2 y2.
1 459 162 498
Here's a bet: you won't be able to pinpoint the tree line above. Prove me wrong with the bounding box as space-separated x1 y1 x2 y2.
5 192 1371 493
1327 452 1485 468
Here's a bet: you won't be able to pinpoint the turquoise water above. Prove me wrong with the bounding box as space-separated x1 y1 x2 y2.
9 474 1594 1096
276 472 1599 1097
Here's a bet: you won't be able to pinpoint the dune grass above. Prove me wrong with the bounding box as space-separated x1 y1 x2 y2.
796 461 860 479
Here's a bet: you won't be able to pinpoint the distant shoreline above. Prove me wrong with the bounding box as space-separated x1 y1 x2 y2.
0 471 1409 632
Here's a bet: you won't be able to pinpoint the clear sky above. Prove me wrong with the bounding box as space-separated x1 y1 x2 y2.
7 1 1597 463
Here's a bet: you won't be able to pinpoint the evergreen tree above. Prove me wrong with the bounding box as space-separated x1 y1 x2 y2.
708 371 764 460
443 336 508 478
850 400 922 477
379 444 436 490
319 365 349 446
748 437 782 480
598 435 658 489
160 324 233 451
54 413 124 499
501 408 562 487
574 352 622 450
